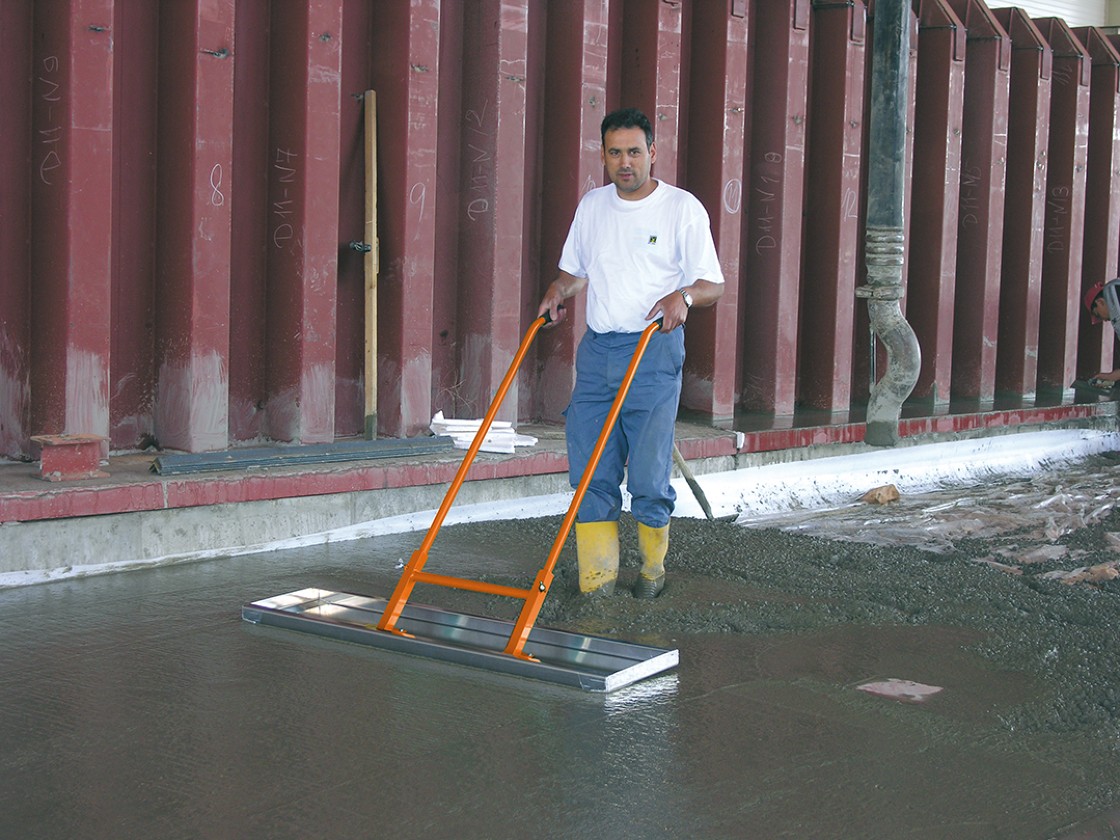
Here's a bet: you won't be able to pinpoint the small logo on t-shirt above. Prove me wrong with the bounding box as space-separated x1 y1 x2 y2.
648 235 658 244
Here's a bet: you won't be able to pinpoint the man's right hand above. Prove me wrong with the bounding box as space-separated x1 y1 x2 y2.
537 293 567 327
537 271 586 326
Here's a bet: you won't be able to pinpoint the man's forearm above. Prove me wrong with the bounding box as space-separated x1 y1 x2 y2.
681 278 724 309
548 271 588 301
537 271 587 324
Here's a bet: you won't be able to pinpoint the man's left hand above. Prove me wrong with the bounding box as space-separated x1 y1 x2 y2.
646 280 724 331
647 290 690 331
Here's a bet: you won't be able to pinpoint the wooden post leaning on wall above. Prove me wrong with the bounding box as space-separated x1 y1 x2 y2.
365 90 380 439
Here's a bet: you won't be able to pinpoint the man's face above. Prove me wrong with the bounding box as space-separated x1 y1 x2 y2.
601 127 657 200
1093 296 1111 322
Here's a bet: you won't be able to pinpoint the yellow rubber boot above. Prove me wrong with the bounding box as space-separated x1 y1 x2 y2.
635 522 669 599
575 521 619 596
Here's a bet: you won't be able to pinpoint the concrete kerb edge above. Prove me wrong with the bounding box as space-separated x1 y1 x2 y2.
2 422 1117 590
0 472 576 590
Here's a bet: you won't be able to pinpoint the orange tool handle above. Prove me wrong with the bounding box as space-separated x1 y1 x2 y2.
377 312 553 634
503 319 663 659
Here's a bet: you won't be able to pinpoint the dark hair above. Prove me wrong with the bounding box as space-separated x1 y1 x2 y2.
600 108 654 149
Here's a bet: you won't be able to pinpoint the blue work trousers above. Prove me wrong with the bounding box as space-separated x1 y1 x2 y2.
564 327 684 527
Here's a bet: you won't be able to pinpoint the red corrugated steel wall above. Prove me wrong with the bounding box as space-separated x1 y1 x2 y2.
0 0 1117 458
908 0 966 404
0 2 33 458
948 0 1010 403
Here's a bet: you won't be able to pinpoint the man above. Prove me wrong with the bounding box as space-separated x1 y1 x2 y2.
537 107 724 598
1084 278 1120 386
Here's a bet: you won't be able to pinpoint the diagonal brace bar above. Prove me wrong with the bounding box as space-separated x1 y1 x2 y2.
503 320 662 660
377 313 551 635
376 314 663 664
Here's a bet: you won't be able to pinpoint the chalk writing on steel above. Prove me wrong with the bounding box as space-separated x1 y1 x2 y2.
38 56 62 186
410 182 426 225
272 147 298 247
1045 184 1070 256
753 152 783 253
464 101 493 222
959 162 983 230
723 178 742 215
210 163 225 207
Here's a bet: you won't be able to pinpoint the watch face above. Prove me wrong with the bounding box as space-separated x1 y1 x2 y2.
682 290 693 308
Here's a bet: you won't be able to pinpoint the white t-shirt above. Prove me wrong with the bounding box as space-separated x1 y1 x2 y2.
558 181 725 333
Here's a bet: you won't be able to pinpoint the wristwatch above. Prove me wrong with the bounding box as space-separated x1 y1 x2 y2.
680 289 694 309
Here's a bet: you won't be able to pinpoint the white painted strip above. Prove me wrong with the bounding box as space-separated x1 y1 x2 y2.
668 429 1120 521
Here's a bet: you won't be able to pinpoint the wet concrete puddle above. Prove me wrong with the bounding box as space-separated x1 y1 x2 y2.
4 455 1120 837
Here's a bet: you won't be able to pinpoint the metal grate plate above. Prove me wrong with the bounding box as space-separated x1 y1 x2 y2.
242 588 678 692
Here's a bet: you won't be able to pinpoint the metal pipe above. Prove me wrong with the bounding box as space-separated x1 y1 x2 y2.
857 0 920 446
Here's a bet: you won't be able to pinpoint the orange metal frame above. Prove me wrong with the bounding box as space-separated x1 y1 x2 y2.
376 316 663 661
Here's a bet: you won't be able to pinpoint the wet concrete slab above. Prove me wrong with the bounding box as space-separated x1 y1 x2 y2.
3 507 1120 840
